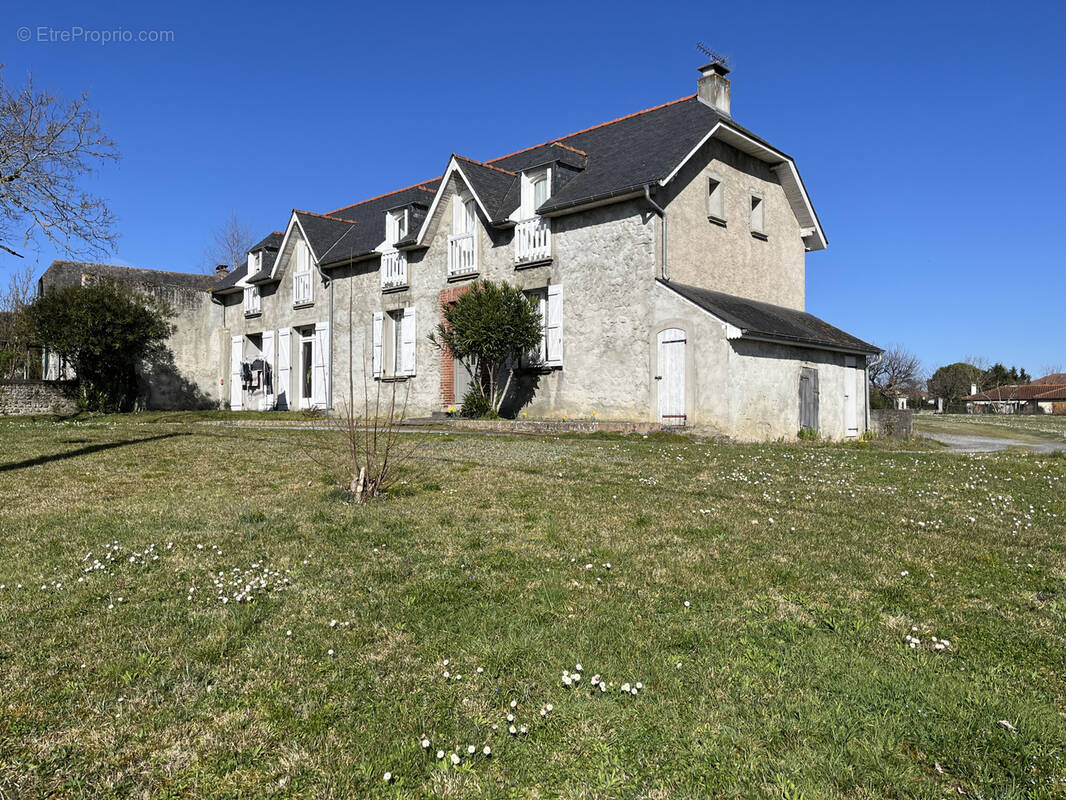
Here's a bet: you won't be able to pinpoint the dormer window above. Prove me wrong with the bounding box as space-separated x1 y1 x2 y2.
749 194 767 240
386 209 408 248
292 239 314 305
249 250 261 274
516 169 552 264
448 191 478 277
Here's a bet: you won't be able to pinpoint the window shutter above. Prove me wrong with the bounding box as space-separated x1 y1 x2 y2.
277 329 291 410
230 336 243 410
261 330 275 410
401 307 416 376
546 284 563 366
372 312 383 378
312 322 328 407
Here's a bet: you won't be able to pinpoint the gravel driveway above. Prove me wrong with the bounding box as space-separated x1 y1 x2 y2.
924 431 1066 453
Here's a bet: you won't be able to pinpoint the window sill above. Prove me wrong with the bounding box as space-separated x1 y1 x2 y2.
293 301 315 309
707 215 727 228
447 271 479 283
750 231 769 242
515 364 562 374
244 311 262 318
514 257 553 270
376 375 412 382
381 285 409 294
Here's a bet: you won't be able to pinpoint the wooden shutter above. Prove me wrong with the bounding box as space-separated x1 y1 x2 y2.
372 312 383 378
277 329 291 410
545 283 563 367
261 331 275 410
401 307 416 376
312 322 329 407
230 336 243 410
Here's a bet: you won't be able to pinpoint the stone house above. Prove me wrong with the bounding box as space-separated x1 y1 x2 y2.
964 374 1066 415
44 62 881 438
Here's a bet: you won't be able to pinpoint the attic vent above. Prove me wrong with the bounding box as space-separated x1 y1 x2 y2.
697 62 731 117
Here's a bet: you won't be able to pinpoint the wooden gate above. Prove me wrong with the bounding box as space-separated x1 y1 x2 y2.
657 328 686 425
799 366 819 432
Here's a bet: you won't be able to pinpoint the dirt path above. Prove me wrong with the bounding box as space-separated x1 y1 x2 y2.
923 431 1066 453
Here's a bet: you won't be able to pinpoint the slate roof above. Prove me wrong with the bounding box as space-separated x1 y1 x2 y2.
212 262 247 293
309 94 815 266
250 231 284 252
659 280 880 354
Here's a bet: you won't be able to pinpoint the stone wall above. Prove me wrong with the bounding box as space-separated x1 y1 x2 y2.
871 409 913 438
0 380 76 415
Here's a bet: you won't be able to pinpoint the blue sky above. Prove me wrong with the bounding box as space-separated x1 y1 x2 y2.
4 0 1065 375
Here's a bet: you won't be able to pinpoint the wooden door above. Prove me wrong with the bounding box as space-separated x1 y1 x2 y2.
844 356 858 437
799 366 819 432
657 328 686 424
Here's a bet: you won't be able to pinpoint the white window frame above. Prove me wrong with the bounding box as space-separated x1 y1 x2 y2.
749 193 765 236
292 239 314 306
386 208 408 247
243 284 261 316
520 168 551 219
522 284 562 368
373 307 416 379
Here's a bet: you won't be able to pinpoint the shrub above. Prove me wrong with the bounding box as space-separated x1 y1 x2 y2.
460 385 495 419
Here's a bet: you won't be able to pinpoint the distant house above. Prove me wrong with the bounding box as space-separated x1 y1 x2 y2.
964 373 1066 415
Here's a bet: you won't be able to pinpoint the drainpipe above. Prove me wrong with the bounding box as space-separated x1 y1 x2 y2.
643 184 668 281
314 261 334 410
865 351 882 433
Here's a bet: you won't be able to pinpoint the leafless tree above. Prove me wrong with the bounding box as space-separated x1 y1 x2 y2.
869 345 924 400
199 212 254 275
0 262 38 378
1040 363 1063 378
0 67 119 259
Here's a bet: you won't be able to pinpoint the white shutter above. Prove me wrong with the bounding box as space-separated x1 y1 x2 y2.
372 312 383 378
277 329 291 410
401 307 417 376
229 336 243 410
546 283 563 367
312 321 328 407
261 331 275 410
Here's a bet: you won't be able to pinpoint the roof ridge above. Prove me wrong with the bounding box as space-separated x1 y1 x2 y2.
50 260 209 280
487 94 696 165
325 178 442 215
551 141 588 157
294 208 358 224
453 154 516 176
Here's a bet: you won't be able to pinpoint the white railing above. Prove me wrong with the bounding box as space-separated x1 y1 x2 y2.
293 271 313 305
515 216 551 263
243 285 260 315
381 250 407 290
448 232 477 276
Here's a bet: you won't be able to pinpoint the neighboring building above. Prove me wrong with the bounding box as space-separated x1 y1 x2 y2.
965 373 1066 415
39 62 881 439
38 260 219 409
209 61 879 439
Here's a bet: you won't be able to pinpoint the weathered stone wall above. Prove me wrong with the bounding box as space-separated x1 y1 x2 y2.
0 380 76 415
871 409 913 438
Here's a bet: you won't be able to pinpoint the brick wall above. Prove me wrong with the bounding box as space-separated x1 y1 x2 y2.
438 286 470 408
0 380 77 415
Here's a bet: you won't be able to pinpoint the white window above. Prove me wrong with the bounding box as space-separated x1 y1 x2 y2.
749 194 765 235
448 192 478 276
707 176 724 222
520 169 551 218
386 209 408 247
372 307 416 378
243 285 261 315
524 284 563 367
249 251 261 273
292 239 314 305
453 193 476 235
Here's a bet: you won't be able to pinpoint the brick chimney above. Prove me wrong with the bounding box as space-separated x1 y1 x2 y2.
215 264 230 279
697 62 731 117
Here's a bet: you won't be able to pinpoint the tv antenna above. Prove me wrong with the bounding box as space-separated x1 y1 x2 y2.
697 42 729 67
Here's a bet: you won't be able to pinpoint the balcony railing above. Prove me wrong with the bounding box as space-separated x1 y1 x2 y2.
448 232 477 277
515 216 551 263
293 271 313 305
381 250 407 290
243 286 261 315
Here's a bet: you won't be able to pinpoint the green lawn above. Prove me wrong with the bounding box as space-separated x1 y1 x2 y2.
1 416 1064 798
915 413 1066 443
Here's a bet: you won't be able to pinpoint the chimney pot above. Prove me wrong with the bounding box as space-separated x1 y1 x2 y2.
215 264 230 278
697 62 731 117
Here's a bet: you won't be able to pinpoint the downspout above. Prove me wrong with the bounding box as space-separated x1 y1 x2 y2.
315 260 334 411
643 184 668 281
865 352 882 433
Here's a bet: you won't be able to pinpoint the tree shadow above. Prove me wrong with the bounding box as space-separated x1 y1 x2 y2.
0 432 188 473
138 344 216 410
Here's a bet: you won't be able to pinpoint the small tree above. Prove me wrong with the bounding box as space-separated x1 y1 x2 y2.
868 345 923 404
25 281 170 411
428 280 543 416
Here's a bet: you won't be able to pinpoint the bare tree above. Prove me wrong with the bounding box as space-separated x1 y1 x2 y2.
1040 363 1063 378
200 212 254 274
869 345 923 400
0 262 39 378
0 67 119 259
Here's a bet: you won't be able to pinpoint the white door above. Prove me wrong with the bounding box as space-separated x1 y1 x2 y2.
277 329 291 410
657 328 686 424
844 355 858 437
312 322 328 408
299 331 314 410
229 336 243 410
